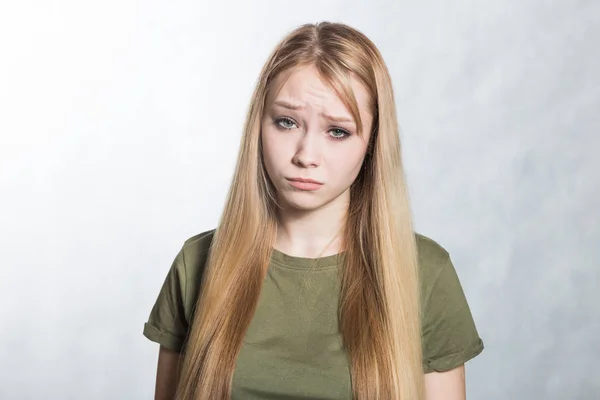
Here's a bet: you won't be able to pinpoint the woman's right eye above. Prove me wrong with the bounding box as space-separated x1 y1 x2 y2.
274 117 297 130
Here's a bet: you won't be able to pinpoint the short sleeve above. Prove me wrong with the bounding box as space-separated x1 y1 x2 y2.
143 247 189 352
421 253 484 373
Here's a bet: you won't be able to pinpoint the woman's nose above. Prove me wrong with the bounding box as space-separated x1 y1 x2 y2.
292 130 321 168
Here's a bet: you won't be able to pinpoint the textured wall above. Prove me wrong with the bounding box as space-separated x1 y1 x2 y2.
1 0 598 398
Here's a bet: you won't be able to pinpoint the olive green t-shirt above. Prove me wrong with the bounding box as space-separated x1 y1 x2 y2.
143 229 484 399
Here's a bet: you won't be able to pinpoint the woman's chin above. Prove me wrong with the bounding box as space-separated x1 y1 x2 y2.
278 193 325 212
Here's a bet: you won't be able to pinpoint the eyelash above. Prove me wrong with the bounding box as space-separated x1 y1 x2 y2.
273 117 351 140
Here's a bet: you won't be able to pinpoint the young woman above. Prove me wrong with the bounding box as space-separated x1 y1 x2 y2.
143 22 484 400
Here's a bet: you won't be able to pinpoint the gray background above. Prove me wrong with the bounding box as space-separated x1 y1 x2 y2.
1 0 598 398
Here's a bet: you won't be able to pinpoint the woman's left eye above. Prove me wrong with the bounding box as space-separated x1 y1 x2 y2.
329 128 350 140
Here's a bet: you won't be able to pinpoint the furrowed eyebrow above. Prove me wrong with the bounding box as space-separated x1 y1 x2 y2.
272 100 355 124
273 100 304 110
319 112 354 124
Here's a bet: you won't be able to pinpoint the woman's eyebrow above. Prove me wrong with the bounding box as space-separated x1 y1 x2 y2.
272 100 355 124
273 100 304 110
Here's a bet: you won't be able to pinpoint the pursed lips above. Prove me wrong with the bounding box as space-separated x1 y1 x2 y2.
286 177 323 184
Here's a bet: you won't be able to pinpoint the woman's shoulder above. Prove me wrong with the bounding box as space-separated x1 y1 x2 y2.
182 228 216 253
178 228 216 280
414 232 453 287
178 229 452 282
415 232 450 265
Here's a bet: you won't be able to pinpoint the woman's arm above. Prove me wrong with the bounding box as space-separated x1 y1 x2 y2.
154 345 181 400
425 365 466 400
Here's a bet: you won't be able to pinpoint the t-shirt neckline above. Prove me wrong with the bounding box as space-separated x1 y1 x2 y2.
270 248 344 270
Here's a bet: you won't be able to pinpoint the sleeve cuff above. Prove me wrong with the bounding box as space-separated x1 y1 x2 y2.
424 338 484 373
143 322 184 352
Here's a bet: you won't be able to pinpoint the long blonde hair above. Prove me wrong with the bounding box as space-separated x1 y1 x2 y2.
176 22 424 400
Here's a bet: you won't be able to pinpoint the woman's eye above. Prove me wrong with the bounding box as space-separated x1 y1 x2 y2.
274 117 350 140
329 128 350 140
275 117 296 130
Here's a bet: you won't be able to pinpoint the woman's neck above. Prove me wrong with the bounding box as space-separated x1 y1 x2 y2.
274 195 347 258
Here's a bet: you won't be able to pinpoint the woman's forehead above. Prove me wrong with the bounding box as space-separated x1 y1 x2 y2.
265 65 373 121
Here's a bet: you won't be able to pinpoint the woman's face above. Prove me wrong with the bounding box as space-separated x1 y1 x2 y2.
261 64 373 212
